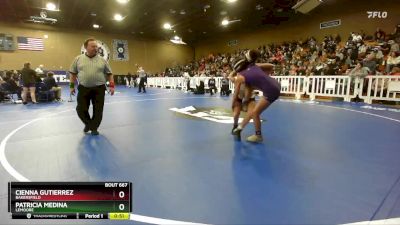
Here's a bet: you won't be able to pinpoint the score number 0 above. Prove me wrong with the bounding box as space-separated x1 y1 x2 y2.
118 191 125 210
117 183 128 211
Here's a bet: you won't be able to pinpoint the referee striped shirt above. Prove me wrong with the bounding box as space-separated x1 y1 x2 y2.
138 69 146 78
69 54 112 87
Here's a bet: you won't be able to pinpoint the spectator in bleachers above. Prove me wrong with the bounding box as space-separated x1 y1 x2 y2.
331 34 340 44
349 43 359 62
374 28 386 43
363 54 377 75
390 67 400 75
391 24 400 42
358 42 368 58
21 62 37 104
375 64 386 75
43 71 62 101
386 51 400 73
374 47 384 64
325 60 339 75
344 54 353 68
351 32 363 43
336 48 345 62
388 40 399 53
348 61 369 78
160 25 398 78
380 41 391 55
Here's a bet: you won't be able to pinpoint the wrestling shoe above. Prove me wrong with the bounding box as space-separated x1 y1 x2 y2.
246 135 263 143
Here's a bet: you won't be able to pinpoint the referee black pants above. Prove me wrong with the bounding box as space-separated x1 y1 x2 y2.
138 79 146 93
76 84 106 131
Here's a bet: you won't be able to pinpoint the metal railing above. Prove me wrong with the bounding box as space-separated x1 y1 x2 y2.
147 75 400 104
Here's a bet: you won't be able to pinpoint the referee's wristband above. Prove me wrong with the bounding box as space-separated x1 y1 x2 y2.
69 83 75 89
109 82 115 88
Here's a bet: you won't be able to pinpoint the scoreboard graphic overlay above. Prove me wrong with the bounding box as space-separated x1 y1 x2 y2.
8 182 132 220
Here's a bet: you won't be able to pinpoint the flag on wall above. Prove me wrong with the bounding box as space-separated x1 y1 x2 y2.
112 39 129 61
17 37 44 51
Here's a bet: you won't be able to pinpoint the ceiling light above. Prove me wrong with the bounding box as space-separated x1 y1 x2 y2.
203 4 211 12
170 39 186 45
46 2 56 11
222 19 241 26
43 35 49 39
163 23 172 30
93 24 100 29
170 36 186 45
227 0 237 3
116 0 130 4
114 14 124 21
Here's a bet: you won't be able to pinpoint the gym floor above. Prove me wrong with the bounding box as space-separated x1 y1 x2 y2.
0 86 399 225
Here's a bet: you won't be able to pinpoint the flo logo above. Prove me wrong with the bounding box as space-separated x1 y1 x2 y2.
169 106 263 124
367 11 388 19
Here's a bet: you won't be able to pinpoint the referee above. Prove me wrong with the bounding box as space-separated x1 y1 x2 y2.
69 38 115 135
137 66 147 93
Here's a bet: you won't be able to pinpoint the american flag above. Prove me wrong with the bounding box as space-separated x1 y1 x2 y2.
17 37 44 51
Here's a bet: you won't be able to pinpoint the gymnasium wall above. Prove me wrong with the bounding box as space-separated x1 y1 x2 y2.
0 22 194 74
194 0 400 60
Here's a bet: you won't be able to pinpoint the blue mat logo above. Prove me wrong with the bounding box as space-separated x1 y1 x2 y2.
169 106 262 124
